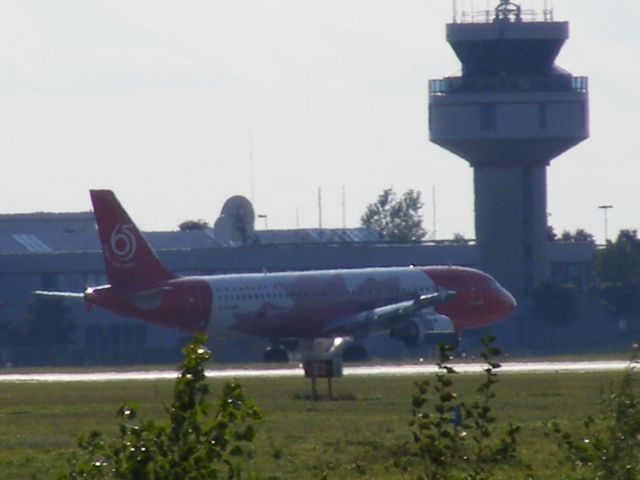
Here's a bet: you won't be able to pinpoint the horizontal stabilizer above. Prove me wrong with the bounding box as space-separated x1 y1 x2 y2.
33 291 85 300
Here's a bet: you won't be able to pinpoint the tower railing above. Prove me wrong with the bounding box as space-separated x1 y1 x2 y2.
454 8 554 24
429 75 588 96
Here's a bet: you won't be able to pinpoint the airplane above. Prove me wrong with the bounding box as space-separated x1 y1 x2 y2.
36 190 517 362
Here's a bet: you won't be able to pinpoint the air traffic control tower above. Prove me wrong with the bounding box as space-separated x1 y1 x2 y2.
429 0 589 295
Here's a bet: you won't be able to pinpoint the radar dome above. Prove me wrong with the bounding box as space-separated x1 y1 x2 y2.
213 196 256 245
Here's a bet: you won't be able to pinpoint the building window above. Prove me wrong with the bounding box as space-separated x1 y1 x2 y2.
552 262 589 291
40 273 58 290
538 104 547 129
428 105 434 132
480 104 497 130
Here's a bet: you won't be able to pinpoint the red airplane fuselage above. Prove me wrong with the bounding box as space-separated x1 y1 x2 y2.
86 265 516 340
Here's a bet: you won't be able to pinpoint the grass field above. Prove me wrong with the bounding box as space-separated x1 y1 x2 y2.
0 368 626 479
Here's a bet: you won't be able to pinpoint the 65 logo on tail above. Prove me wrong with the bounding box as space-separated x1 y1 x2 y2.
105 223 137 268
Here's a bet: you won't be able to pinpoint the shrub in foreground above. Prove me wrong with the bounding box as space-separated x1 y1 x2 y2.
58 334 264 480
549 346 640 480
396 337 522 480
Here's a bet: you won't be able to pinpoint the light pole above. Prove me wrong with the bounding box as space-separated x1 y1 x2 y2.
257 214 268 230
598 205 613 244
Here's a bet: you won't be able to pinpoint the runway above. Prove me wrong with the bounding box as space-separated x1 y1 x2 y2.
0 360 633 383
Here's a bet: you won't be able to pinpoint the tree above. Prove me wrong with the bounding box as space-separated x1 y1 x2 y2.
548 226 595 242
451 233 469 245
559 228 595 243
179 219 210 231
593 229 640 320
0 298 77 366
361 188 427 242
0 319 10 348
21 296 77 348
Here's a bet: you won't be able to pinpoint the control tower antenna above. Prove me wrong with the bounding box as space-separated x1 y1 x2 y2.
495 0 521 22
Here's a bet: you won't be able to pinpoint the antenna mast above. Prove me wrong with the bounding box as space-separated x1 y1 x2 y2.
318 187 323 229
249 127 255 204
495 0 521 22
432 186 437 240
342 185 346 228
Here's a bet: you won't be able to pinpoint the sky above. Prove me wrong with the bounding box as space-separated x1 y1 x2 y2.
0 0 638 243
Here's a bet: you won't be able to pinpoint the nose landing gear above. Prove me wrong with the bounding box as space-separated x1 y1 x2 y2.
262 345 289 363
342 343 369 362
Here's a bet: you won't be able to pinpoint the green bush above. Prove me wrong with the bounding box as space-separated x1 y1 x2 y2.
396 337 521 480
58 334 264 480
549 346 640 480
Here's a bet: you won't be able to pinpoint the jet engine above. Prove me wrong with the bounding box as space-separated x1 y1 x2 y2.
389 313 455 348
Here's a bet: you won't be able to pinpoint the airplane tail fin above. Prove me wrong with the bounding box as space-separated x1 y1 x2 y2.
90 190 177 287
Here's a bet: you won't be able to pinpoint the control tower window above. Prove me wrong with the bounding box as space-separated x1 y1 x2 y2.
538 104 548 129
480 104 497 130
428 106 434 132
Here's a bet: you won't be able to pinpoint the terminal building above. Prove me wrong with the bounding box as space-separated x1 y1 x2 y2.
0 1 621 366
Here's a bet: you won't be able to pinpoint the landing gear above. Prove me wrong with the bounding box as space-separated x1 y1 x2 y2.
390 322 421 349
342 343 369 362
262 346 289 363
428 332 460 350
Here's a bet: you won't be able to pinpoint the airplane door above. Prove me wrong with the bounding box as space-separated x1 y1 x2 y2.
465 272 484 306
186 283 206 319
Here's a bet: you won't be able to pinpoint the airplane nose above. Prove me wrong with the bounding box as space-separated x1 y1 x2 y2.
504 289 517 314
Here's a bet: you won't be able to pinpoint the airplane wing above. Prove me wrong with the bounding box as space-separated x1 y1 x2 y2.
321 289 456 336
